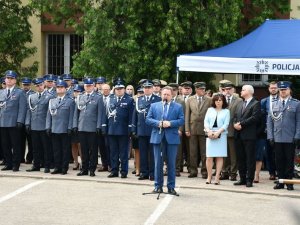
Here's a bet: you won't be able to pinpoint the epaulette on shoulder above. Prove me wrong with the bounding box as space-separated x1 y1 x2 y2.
291 98 299 102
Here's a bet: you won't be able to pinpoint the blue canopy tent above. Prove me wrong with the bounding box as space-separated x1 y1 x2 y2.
176 19 300 82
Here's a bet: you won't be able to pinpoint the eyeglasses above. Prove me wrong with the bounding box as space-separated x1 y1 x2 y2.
215 99 223 102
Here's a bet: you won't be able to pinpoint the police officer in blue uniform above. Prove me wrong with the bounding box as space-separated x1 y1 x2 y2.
63 74 74 97
102 78 134 178
95 76 107 93
46 80 75 175
132 80 161 180
21 77 35 164
44 74 57 95
73 78 103 177
267 81 300 191
0 70 27 171
25 78 55 173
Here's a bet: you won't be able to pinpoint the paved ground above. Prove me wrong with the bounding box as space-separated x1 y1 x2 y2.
0 160 299 225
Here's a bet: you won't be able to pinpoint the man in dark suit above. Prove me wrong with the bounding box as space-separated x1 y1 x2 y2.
233 85 261 187
146 86 184 195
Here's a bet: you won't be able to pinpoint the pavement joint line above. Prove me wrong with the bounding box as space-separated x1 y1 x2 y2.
1 173 299 199
0 180 45 204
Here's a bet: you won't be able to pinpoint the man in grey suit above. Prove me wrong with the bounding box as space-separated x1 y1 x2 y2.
267 81 300 191
0 70 27 172
46 80 75 175
220 82 242 181
73 78 103 177
25 78 55 173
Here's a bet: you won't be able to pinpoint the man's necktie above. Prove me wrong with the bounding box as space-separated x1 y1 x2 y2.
7 89 10 98
146 96 149 102
282 100 285 108
118 97 121 102
38 93 41 99
227 97 230 105
58 98 61 104
163 103 168 120
242 101 247 113
87 94 90 101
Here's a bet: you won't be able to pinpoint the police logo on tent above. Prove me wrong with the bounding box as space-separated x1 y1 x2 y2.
255 60 269 73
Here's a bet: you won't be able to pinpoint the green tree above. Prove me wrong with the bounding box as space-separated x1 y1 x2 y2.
0 0 38 78
30 0 290 85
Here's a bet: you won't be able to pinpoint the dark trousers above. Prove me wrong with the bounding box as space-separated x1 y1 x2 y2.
98 134 110 168
235 139 256 182
274 142 295 179
21 127 33 162
52 133 70 171
189 135 207 176
79 132 98 172
266 141 276 176
1 127 22 168
222 137 237 176
139 136 154 177
0 129 4 160
31 130 51 169
109 135 129 175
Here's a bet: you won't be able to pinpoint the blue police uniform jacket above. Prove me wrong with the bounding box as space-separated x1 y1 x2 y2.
146 101 184 145
102 93 134 135
0 87 27 127
25 91 55 131
46 96 75 133
132 94 161 136
73 92 103 132
267 97 300 143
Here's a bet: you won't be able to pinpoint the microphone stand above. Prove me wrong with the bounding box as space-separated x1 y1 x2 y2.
143 99 180 200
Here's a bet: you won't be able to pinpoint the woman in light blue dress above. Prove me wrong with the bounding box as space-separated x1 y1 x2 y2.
204 94 230 185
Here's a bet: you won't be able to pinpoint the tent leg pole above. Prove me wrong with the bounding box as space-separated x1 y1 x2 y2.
176 70 179 84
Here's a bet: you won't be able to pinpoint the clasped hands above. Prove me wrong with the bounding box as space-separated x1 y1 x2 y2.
158 120 171 128
207 130 221 140
233 122 242 130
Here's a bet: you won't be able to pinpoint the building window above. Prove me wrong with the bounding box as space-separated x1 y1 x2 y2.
242 74 262 82
46 34 84 75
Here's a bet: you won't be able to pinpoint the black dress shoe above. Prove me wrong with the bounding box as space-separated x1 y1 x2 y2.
108 173 118 178
26 167 40 172
98 166 108 172
12 167 19 172
61 170 67 175
44 168 50 173
149 176 154 181
286 184 294 191
188 174 197 178
234 180 246 185
220 174 229 180
51 169 62 174
176 171 181 177
273 183 284 189
138 175 149 180
152 187 163 193
0 161 6 166
25 160 32 164
230 175 237 181
168 188 178 195
77 170 88 176
90 171 95 177
1 166 13 171
121 174 127 178
246 181 253 187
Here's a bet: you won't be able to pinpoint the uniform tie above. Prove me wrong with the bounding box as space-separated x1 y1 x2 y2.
58 97 61 104
282 100 285 108
146 96 149 102
118 97 121 102
7 89 10 98
87 94 90 101
38 93 41 99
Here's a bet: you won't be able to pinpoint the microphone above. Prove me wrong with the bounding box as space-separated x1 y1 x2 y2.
159 99 167 134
